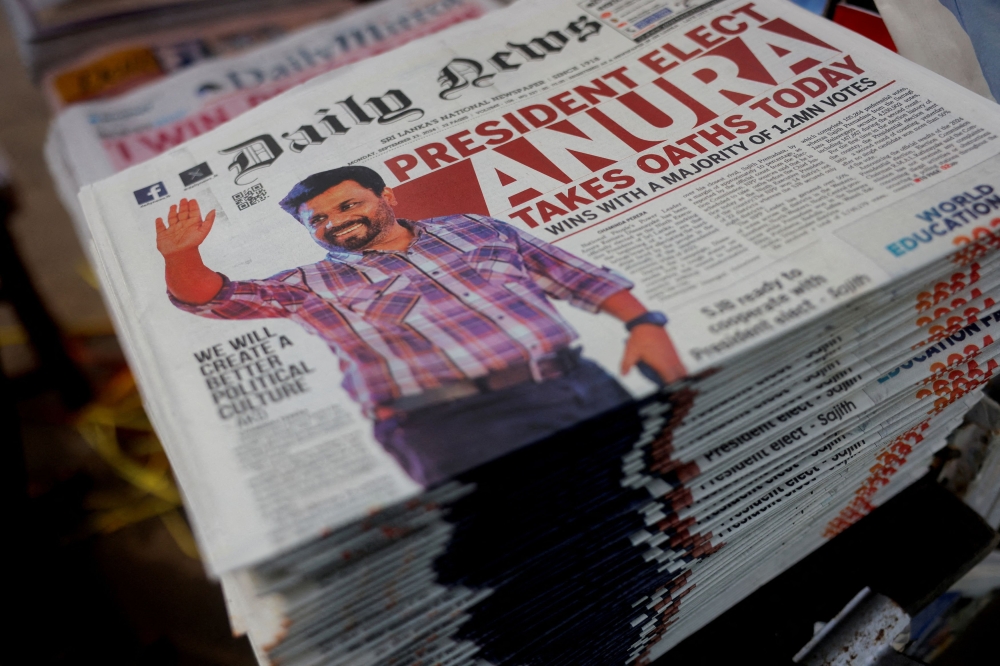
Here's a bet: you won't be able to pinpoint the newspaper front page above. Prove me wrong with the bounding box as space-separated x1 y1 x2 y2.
46 0 498 238
80 0 1000 575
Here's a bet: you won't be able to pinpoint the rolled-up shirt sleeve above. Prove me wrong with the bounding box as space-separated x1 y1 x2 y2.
168 272 302 320
484 217 634 312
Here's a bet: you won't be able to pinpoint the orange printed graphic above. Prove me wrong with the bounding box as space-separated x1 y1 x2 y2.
822 420 930 538
950 217 1000 267
912 263 993 347
915 351 997 414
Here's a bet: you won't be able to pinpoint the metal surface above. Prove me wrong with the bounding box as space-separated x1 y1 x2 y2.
794 588 919 665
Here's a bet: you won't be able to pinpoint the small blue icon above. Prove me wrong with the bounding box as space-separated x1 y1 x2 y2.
134 182 168 205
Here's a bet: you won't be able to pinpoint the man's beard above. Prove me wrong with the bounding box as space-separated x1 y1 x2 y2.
322 216 381 251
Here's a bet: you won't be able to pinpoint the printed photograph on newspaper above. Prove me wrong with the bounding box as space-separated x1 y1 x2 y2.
80 0 1000 577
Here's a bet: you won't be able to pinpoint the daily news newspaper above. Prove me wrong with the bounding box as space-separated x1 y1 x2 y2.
80 0 1000 575
46 0 498 236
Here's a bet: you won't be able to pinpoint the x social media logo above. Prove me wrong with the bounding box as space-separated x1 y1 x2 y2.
179 163 213 187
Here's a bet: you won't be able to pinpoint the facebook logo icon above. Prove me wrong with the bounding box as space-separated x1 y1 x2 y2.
133 182 168 205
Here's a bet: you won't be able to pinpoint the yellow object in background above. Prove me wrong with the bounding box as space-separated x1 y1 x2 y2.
53 48 163 105
76 368 199 558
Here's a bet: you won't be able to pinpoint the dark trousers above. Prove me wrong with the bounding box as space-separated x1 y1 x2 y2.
373 358 632 486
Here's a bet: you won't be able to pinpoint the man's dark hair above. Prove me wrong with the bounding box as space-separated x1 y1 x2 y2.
279 166 387 219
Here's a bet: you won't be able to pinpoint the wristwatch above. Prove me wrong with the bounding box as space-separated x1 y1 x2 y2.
625 311 668 332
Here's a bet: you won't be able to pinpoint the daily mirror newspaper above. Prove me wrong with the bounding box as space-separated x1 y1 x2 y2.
40 0 358 109
80 0 1000 576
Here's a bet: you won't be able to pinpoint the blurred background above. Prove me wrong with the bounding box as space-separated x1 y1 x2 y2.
0 1 302 662
0 17 257 656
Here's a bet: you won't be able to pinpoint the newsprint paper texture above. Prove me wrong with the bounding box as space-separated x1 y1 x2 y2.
80 0 1000 575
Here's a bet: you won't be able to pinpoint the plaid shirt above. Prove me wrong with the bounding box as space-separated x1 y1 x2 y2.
171 214 632 415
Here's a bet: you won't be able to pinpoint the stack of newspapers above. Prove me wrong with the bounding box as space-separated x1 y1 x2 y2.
70 0 1000 663
1 0 357 79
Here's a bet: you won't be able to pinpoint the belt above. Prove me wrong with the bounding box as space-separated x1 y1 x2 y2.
377 348 581 417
